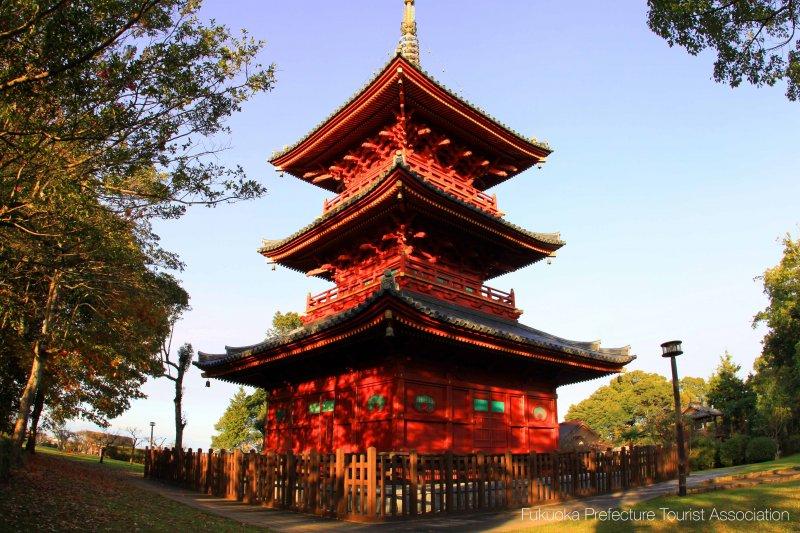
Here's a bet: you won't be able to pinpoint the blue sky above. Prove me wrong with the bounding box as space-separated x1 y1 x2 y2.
77 1 799 448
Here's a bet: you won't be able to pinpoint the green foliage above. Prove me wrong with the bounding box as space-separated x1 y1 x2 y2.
689 436 719 471
245 388 268 442
267 311 303 338
648 0 800 101
0 0 274 444
210 387 262 451
679 376 708 406
565 371 680 446
706 352 756 435
719 434 750 467
746 436 778 463
753 234 800 436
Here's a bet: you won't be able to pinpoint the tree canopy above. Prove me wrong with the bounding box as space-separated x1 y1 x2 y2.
210 387 262 451
706 352 756 435
565 370 708 447
648 0 800 101
752 234 800 437
0 0 275 448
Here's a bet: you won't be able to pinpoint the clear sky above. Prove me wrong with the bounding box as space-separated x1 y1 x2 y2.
74 1 800 448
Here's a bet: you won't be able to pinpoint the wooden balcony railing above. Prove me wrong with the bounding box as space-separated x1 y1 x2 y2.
321 154 500 216
305 257 516 322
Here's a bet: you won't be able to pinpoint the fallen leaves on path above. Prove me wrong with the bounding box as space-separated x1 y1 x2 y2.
0 453 261 532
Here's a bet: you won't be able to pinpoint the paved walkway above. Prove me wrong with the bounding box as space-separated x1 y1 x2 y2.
127 465 760 532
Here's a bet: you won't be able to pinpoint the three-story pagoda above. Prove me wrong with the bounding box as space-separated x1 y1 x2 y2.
197 0 635 454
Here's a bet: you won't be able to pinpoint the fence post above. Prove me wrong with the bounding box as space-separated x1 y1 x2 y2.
409 450 418 516
552 452 560 499
286 449 296 509
504 451 513 507
367 447 377 517
244 450 257 504
309 449 319 513
444 451 454 513
335 448 346 517
476 451 485 510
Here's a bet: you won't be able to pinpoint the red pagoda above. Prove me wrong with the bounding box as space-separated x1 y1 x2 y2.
197 0 634 454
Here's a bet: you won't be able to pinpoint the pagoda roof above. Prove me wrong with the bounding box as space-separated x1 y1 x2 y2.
259 158 563 280
196 275 634 384
270 55 552 191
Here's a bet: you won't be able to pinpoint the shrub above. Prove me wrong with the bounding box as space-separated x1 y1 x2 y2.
746 436 778 463
0 434 12 482
689 437 718 471
781 435 800 456
719 434 749 467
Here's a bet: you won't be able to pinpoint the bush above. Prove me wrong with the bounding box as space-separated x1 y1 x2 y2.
719 434 749 467
104 445 145 464
0 434 12 482
746 436 778 463
689 437 718 471
781 435 800 456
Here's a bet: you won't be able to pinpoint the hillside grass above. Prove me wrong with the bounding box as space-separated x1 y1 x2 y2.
0 449 263 532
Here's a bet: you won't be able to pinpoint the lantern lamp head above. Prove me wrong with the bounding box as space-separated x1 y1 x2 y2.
205 379 211 388
150 421 155 427
660 340 683 358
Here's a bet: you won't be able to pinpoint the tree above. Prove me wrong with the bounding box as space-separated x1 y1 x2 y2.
95 431 123 464
210 387 262 451
1 0 275 451
245 388 268 445
680 376 708 406
43 414 73 451
267 311 303 338
565 371 678 447
124 427 144 463
706 352 756 435
648 0 800 101
752 234 800 434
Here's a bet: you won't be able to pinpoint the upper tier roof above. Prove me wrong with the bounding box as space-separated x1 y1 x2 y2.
270 55 552 192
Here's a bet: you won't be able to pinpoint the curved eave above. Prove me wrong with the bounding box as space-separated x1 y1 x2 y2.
270 55 551 191
196 286 635 380
258 161 563 279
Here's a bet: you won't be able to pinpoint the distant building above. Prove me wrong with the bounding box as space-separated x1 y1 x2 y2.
683 403 724 439
559 420 607 452
75 430 133 455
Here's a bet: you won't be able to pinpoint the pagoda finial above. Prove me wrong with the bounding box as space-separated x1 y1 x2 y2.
397 0 420 66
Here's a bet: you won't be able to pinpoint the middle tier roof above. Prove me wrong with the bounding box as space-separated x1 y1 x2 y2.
260 157 564 281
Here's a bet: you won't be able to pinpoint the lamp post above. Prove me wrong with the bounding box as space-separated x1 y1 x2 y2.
149 421 155 448
661 340 687 496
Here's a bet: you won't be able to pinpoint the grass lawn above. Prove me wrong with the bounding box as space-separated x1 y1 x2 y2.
527 480 800 533
0 448 264 532
36 445 144 473
700 452 800 476
524 457 800 533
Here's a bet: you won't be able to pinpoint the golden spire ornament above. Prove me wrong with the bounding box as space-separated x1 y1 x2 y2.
397 0 420 65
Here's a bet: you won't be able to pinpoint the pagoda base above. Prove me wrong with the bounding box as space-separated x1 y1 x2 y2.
264 354 558 454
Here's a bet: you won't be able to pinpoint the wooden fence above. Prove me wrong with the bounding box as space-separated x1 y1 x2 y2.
144 446 677 521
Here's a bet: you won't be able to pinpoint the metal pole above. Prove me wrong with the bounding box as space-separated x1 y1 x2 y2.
150 423 155 448
670 356 687 496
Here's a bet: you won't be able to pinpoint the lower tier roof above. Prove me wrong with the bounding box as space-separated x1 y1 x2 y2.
196 273 634 386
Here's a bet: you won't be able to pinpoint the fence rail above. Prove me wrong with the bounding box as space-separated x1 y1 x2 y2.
144 446 676 521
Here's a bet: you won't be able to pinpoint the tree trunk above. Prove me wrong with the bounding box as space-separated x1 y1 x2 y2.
174 373 184 451
25 384 46 453
12 271 60 450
